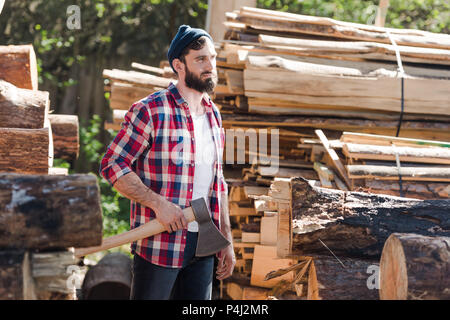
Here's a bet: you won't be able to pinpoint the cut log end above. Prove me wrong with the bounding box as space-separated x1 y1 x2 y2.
380 233 450 300
379 234 408 300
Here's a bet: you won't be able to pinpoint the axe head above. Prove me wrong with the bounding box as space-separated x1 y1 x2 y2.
190 198 231 257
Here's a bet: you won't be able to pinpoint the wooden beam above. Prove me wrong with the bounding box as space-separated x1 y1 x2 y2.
315 129 352 190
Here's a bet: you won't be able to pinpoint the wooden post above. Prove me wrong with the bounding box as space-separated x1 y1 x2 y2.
375 0 390 27
206 0 256 42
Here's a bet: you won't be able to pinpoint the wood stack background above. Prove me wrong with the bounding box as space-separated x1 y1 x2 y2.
100 7 450 300
0 44 103 300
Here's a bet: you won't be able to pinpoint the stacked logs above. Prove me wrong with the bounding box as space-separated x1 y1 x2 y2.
0 44 102 300
270 176 450 300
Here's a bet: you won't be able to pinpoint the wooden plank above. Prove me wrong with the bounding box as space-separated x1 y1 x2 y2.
341 132 450 149
225 69 244 95
244 67 450 115
238 6 450 50
103 69 173 89
243 186 268 198
313 162 334 188
229 202 258 216
222 112 450 142
343 143 450 165
110 82 154 110
250 245 296 288
276 201 292 258
260 215 278 246
242 232 261 243
131 62 164 75
307 260 320 300
347 165 450 181
315 129 352 190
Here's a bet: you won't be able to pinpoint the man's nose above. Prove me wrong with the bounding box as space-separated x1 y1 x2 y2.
204 58 214 71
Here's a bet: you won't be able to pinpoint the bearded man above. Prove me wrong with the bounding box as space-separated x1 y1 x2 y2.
99 25 235 300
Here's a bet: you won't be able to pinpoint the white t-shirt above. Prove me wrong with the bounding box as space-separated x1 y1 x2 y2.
188 112 216 232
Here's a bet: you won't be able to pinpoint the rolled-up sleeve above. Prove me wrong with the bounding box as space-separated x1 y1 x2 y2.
99 102 153 186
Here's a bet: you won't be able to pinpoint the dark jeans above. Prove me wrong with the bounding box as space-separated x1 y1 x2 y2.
130 231 214 300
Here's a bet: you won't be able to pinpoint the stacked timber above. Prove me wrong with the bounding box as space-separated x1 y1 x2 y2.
215 6 450 163
102 62 175 131
0 44 101 300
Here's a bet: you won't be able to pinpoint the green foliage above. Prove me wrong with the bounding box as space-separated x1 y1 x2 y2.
256 0 449 33
0 0 209 90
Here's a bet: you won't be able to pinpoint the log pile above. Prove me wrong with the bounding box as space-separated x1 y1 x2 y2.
0 44 101 300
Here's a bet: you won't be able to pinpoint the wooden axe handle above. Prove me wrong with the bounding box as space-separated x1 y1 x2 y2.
74 206 196 258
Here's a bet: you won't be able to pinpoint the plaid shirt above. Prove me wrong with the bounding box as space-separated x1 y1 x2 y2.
99 82 227 268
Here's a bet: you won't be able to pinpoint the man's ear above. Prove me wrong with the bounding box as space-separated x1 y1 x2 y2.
172 58 185 75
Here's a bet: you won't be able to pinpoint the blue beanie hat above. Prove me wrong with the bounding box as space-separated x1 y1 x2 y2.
167 25 213 72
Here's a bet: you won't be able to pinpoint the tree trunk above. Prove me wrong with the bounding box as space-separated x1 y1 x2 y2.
81 253 132 300
0 45 38 90
313 254 379 300
0 173 102 249
379 233 450 300
0 80 49 129
0 128 50 174
48 114 79 161
290 177 450 258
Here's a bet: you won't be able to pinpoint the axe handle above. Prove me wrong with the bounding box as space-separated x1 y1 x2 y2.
74 207 196 258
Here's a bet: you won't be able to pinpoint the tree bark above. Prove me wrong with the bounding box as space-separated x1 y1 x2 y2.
379 233 450 300
0 80 49 129
0 128 50 174
290 177 450 258
313 254 379 300
0 173 102 249
0 45 38 90
48 114 79 161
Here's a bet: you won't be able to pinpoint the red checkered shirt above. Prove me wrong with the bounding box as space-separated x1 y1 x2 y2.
99 82 227 268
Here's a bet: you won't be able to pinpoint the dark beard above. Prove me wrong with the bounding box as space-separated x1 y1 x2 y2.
184 64 217 94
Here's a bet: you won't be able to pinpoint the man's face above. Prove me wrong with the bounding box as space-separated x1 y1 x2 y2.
182 38 218 94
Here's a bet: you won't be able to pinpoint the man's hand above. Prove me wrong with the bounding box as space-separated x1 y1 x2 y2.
216 245 235 280
153 195 188 233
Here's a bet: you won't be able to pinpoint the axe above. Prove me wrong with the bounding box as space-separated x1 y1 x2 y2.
74 198 230 258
